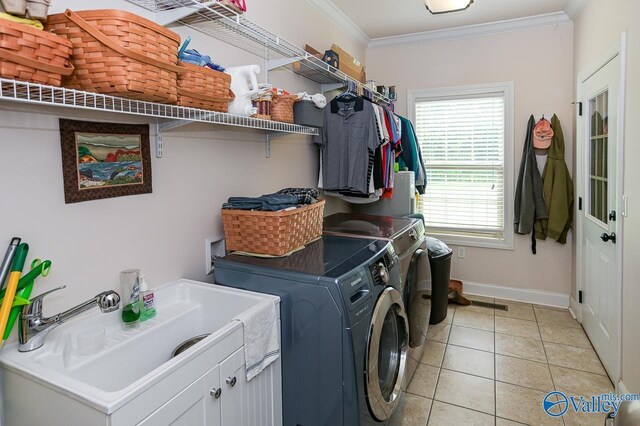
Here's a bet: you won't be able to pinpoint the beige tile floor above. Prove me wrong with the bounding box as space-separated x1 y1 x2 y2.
390 296 614 426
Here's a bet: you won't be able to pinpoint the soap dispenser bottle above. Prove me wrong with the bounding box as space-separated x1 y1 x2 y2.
120 268 141 328
139 275 156 321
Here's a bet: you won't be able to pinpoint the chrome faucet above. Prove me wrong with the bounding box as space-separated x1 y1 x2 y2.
18 286 121 352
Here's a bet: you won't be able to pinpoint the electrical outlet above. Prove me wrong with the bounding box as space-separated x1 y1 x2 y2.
205 236 225 275
457 246 466 259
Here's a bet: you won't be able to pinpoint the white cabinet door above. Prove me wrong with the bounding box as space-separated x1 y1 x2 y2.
220 349 245 426
204 364 223 426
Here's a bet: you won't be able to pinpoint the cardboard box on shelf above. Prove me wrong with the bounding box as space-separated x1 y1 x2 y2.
292 44 333 77
330 43 365 83
304 44 323 59
293 44 323 77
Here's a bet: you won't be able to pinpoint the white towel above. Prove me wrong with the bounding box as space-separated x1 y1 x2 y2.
296 92 327 108
234 298 280 381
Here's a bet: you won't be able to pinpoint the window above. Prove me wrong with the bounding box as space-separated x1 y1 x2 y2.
408 83 514 249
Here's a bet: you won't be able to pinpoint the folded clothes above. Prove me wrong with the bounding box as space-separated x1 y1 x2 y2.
223 188 319 211
180 49 225 72
223 194 299 211
0 12 44 29
276 188 319 205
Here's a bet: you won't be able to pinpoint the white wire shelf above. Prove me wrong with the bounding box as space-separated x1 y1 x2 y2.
126 0 392 104
0 78 319 136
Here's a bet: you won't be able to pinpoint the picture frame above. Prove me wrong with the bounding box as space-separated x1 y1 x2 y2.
59 119 152 204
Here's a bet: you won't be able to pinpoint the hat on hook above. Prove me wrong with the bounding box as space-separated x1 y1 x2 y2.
533 117 554 149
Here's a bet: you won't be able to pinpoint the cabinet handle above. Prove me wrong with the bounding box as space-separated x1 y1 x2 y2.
210 388 222 399
226 376 237 387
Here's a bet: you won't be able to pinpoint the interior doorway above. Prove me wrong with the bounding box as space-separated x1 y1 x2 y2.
576 35 626 383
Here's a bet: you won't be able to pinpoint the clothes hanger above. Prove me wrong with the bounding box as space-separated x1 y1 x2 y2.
336 80 358 101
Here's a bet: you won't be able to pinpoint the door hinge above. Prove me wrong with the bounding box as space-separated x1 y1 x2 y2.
578 290 583 304
573 101 583 116
578 197 583 211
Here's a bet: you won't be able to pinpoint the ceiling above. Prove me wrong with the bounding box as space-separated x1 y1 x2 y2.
330 0 582 39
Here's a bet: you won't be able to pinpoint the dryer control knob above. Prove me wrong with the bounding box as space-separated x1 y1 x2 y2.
377 263 389 284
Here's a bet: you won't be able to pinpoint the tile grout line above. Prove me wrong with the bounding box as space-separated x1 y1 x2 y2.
425 305 456 425
534 302 566 426
428 397 497 421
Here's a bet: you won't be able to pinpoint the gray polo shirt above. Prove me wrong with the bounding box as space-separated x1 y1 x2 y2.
318 97 380 194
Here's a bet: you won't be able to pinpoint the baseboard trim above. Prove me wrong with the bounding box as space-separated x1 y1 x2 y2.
568 296 581 321
618 379 629 395
459 280 570 308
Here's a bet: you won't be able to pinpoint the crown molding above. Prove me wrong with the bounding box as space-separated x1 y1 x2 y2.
368 11 572 49
565 0 590 20
305 0 370 49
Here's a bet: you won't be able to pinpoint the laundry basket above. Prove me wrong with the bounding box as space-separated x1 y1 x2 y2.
46 9 183 103
222 200 325 256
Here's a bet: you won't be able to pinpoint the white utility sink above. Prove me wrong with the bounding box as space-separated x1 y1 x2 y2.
0 279 280 421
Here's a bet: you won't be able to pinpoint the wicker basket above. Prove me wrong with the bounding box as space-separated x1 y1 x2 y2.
177 62 234 112
252 93 271 120
0 18 74 86
270 94 298 123
46 9 183 103
222 199 325 256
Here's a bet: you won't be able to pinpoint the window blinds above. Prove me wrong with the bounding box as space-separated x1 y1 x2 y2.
415 95 505 239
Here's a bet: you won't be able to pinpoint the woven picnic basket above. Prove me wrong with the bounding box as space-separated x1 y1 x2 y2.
222 199 325 256
0 18 73 86
46 9 182 103
270 93 298 123
177 62 235 112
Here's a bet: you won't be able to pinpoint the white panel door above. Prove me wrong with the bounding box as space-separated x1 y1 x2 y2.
579 54 620 381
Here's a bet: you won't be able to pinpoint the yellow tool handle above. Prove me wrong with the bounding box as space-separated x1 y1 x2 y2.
0 271 21 339
0 243 28 340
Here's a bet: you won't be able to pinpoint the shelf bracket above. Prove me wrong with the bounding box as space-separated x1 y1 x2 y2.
155 119 198 158
266 56 305 71
264 131 299 158
155 0 218 26
264 132 271 158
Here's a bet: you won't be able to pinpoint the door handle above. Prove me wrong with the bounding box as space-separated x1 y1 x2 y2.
226 376 237 387
600 232 616 243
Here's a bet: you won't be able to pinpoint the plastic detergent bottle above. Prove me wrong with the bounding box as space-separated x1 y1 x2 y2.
226 65 260 116
139 275 156 322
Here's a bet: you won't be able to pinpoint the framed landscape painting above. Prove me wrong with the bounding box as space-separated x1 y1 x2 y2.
59 119 152 203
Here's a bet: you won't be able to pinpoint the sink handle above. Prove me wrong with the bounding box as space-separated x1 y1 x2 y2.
22 285 66 317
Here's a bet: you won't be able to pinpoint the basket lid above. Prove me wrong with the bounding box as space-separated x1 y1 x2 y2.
0 18 73 48
47 9 181 44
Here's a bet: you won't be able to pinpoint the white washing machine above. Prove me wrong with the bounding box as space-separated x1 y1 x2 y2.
323 213 431 388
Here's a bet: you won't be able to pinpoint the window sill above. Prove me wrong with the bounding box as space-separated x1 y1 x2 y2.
426 232 515 251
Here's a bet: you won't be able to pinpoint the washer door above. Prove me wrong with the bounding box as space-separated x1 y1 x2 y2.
365 287 409 421
406 248 431 348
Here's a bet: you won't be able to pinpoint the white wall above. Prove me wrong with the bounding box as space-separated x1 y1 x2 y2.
366 23 575 297
573 0 640 393
0 0 359 338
